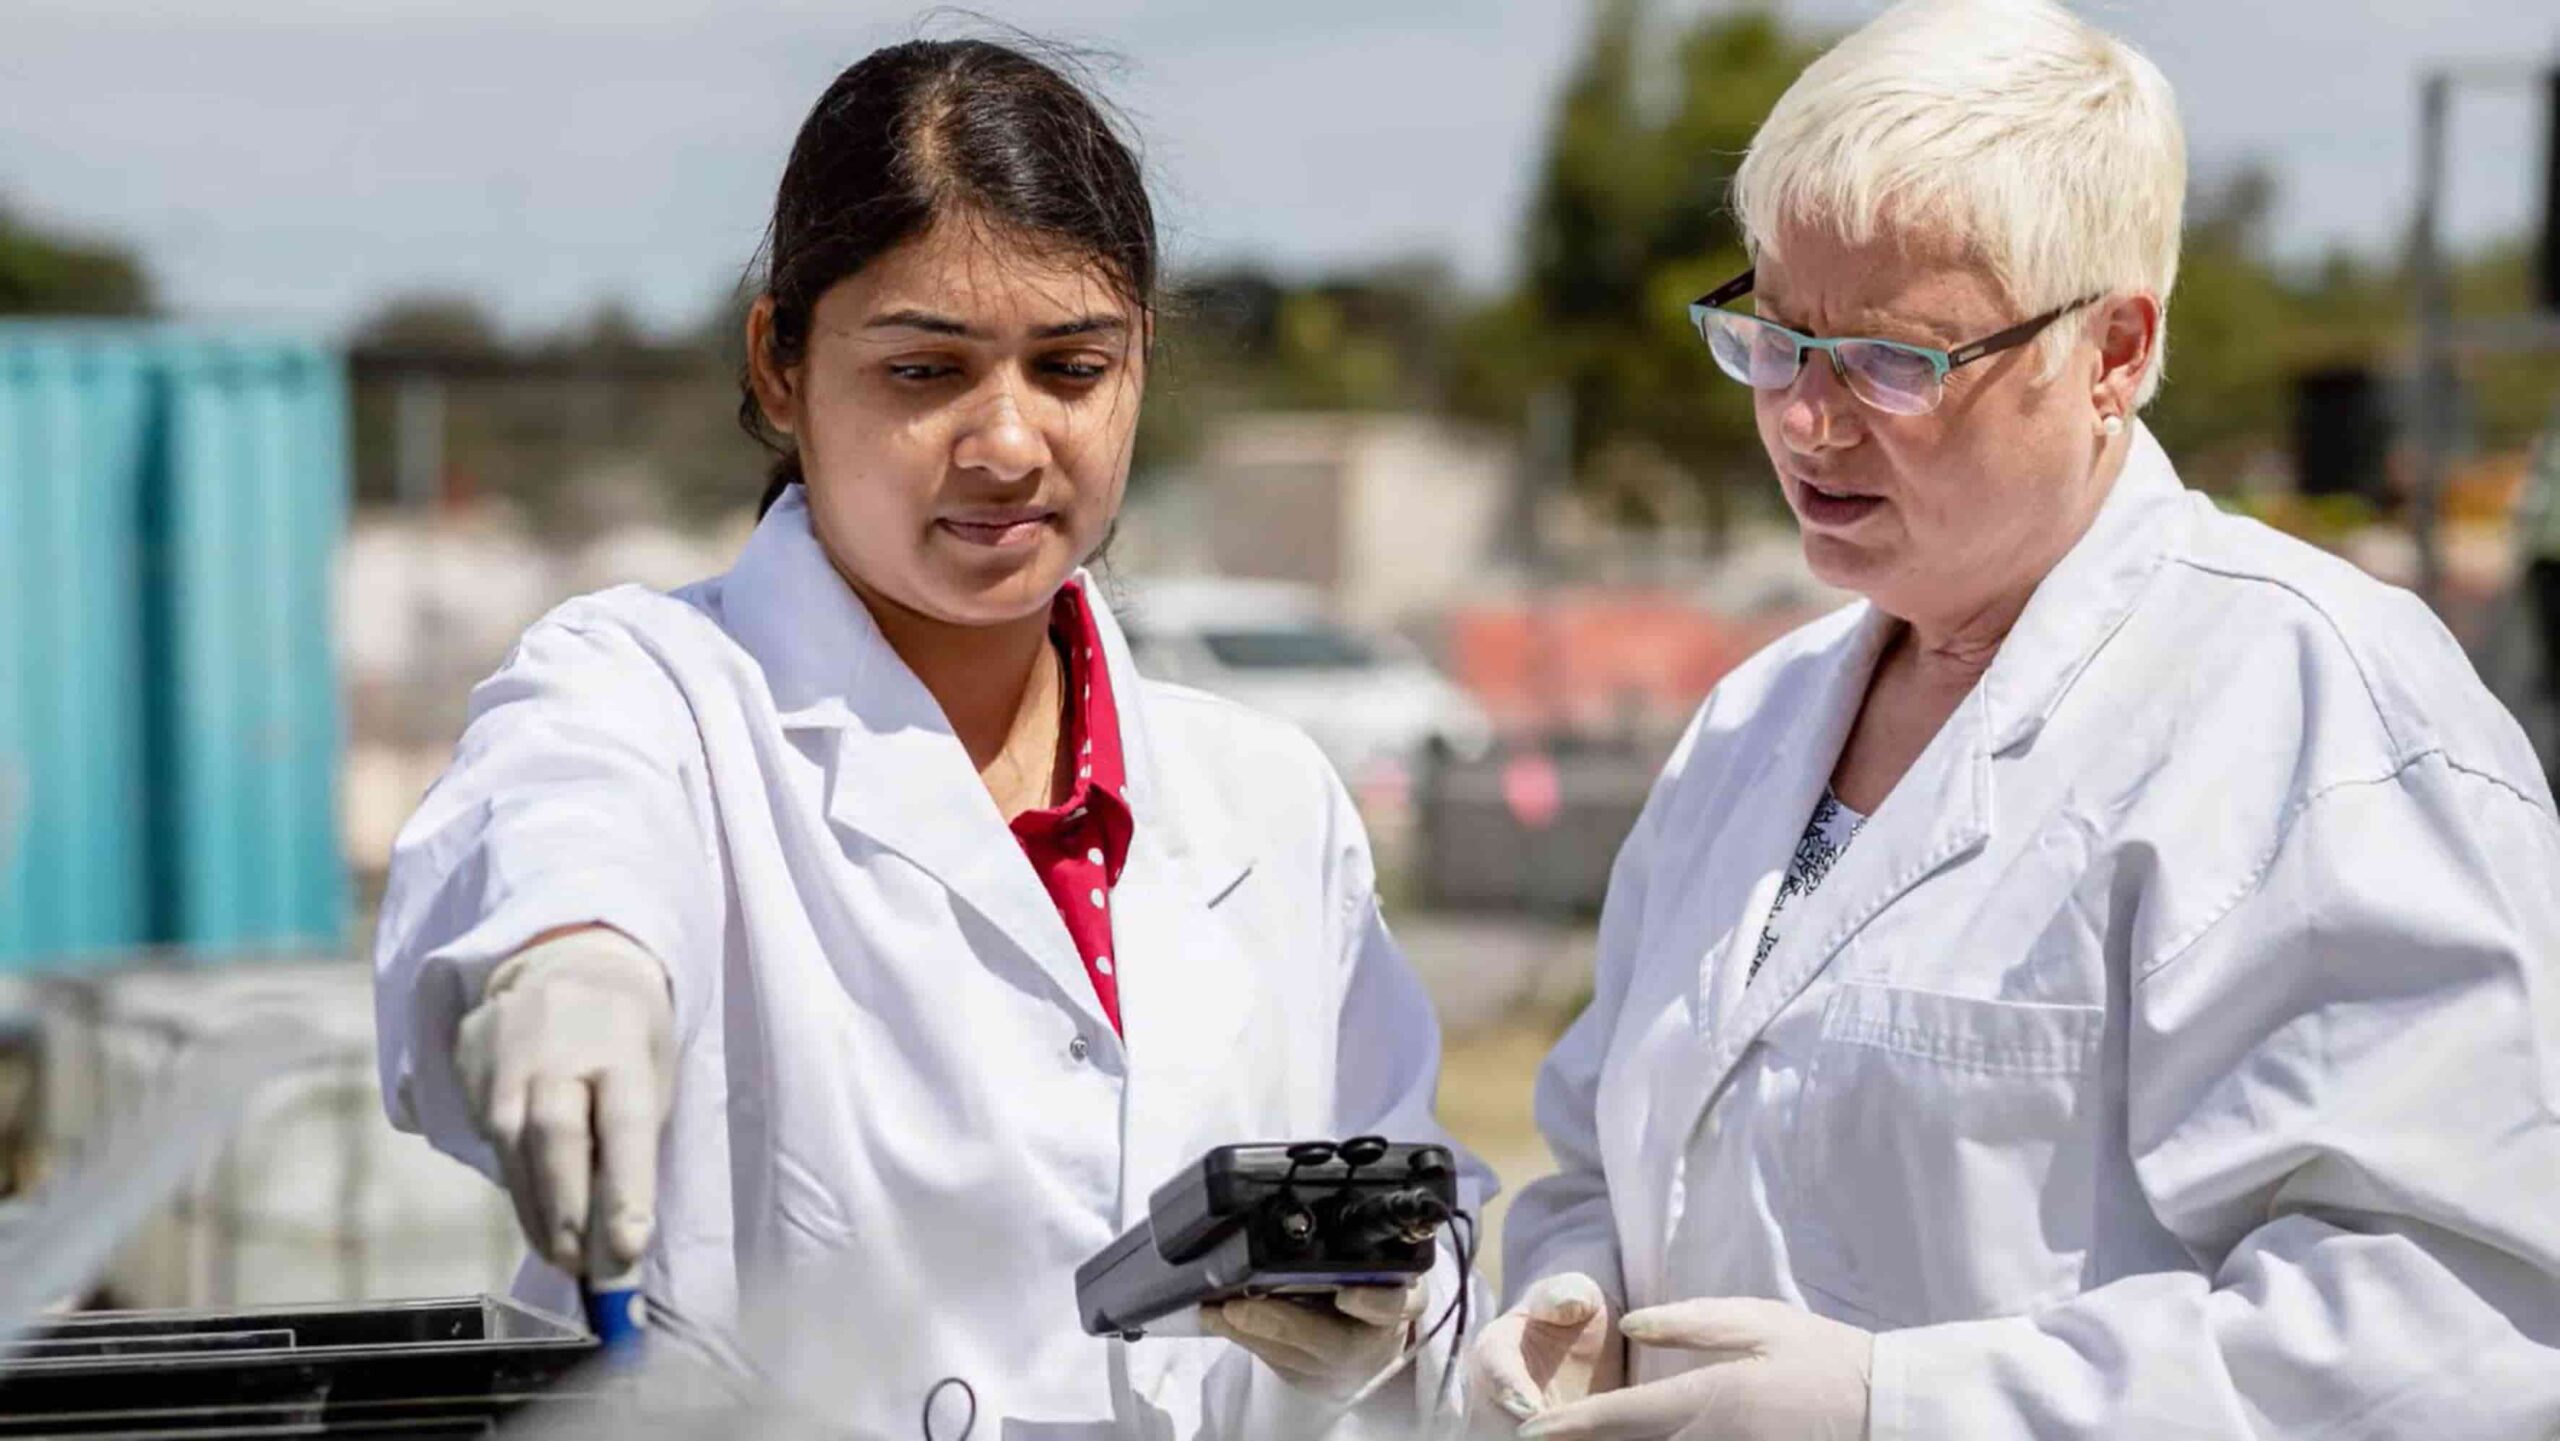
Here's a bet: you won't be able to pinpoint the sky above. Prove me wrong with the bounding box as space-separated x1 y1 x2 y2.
3 0 2555 339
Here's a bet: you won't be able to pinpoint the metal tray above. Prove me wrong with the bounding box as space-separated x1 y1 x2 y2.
0 1295 601 1437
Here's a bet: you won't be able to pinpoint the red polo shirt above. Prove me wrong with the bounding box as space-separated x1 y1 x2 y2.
1009 580 1136 1034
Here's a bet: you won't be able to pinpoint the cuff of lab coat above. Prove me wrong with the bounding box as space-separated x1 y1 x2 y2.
1867 1322 1914 1441
1865 1314 2037 1441
394 864 694 1180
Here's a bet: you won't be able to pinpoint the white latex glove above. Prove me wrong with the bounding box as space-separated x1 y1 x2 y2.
1465 1272 1622 1426
454 926 675 1277
1513 1297 1871 1441
1202 1282 1428 1399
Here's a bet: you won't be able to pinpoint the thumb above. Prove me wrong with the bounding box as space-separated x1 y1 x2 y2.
1518 1271 1605 1327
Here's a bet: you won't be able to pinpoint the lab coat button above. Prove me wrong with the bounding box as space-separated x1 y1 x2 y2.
1068 1034 1092 1063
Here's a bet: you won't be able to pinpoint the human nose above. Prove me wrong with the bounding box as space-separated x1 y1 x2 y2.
949 372 1053 484
1776 348 1863 455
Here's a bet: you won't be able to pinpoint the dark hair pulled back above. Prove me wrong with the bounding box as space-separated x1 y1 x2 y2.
742 36 1158 517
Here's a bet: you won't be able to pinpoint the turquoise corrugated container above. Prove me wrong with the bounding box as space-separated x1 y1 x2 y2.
0 325 349 970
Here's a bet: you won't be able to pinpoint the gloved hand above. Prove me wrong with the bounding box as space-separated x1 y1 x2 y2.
1202 1282 1427 1399
1465 1272 1622 1425
454 925 675 1277
1512 1297 1871 1441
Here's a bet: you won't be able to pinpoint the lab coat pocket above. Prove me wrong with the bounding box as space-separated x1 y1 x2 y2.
1788 982 2104 1327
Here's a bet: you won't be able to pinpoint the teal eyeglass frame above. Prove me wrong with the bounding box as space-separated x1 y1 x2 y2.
1687 267 2102 414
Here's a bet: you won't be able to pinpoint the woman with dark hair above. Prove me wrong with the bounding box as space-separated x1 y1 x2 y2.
372 38 1487 1435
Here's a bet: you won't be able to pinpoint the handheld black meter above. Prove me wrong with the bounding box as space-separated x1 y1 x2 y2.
1074 1137 1461 1340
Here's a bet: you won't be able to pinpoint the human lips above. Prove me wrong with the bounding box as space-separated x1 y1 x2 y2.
936 506 1057 549
1787 473 1887 528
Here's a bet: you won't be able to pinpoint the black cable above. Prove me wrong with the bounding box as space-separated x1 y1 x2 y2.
1332 1198 1474 1416
1434 1209 1476 1415
1402 1205 1471 1394
922 1375 976 1440
1279 1139 1338 1216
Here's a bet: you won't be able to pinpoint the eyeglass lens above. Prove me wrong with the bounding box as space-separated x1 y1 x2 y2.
1699 310 1942 416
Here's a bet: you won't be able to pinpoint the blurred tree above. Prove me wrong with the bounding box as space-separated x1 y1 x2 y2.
2145 165 2557 490
0 201 153 315
2142 164 2308 469
346 293 504 510
1134 256 1466 484
1452 2 1826 545
2447 239 2560 451
350 293 502 351
346 289 759 533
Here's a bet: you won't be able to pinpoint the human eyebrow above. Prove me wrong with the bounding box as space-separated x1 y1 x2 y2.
862 309 983 337
1756 299 1807 333
1032 314 1130 341
855 311 1128 342
1770 304 1959 348
1872 313 1963 348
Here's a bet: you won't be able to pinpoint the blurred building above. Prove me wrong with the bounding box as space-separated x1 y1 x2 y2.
336 503 744 880
1128 412 1514 631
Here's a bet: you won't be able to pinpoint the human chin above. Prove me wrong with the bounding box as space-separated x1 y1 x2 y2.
914 522 1079 622
1799 519 1902 598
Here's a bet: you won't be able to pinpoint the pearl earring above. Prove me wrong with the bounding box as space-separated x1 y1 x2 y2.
2098 413 2124 438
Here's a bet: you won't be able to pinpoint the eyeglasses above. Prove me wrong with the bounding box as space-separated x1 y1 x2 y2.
1687 269 2101 417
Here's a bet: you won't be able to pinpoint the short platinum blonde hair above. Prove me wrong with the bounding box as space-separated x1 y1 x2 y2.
1732 0 2186 405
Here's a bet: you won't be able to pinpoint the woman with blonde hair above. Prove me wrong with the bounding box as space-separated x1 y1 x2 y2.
1469 1 2560 1436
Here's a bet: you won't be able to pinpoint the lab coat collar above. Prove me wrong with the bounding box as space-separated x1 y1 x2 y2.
717 487 1250 1031
1977 421 2195 753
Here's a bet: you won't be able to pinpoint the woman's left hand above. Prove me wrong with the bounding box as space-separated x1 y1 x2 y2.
1514 1297 1871 1441
1204 1283 1427 1399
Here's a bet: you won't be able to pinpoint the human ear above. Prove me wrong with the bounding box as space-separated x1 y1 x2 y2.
2090 292 2160 423
745 296 799 437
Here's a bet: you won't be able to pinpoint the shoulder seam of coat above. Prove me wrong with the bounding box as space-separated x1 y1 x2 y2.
2436 751 2560 826
2136 749 2444 983
2161 552 2415 764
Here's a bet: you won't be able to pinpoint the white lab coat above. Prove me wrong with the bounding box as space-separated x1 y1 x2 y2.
1505 424 2560 1438
373 487 1490 1439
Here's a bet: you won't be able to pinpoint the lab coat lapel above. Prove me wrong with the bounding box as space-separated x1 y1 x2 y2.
1642 622 1992 1288
1109 827 1257 1222
1082 591 1262 1407
1725 690 1992 1043
1619 607 1895 1272
719 489 1106 1035
1082 587 1260 1229
818 720 1109 1038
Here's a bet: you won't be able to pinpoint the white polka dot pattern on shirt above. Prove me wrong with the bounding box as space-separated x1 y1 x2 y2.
1089 888 1106 909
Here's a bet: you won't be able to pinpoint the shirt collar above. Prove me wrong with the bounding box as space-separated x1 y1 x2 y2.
1056 578 1128 803
1011 578 1136 883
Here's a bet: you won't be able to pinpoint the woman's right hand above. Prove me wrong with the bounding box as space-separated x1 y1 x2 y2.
454 925 675 1276
1465 1271 1623 1428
